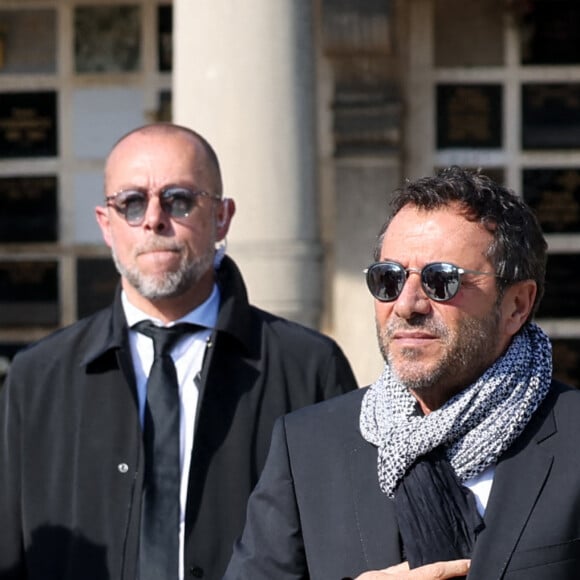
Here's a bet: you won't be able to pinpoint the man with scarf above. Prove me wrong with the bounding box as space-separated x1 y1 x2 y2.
224 166 580 580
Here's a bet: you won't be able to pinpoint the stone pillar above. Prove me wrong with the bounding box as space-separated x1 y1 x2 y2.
173 0 321 327
317 0 403 384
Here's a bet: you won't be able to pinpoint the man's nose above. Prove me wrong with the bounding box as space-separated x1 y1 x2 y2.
392 272 431 319
142 196 170 232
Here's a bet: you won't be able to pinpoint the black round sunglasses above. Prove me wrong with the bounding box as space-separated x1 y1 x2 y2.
105 186 220 226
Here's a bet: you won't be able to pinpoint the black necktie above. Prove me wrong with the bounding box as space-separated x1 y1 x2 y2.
134 321 202 580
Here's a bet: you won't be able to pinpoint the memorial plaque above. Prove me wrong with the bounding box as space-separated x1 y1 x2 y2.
77 258 119 319
0 261 59 326
522 84 580 149
0 176 58 242
437 84 502 149
0 9 57 73
158 5 172 72
523 168 580 233
551 339 580 389
537 254 580 318
520 0 580 65
0 91 58 158
75 5 141 73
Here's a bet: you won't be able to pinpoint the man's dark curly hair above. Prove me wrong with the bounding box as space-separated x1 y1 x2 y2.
373 166 547 320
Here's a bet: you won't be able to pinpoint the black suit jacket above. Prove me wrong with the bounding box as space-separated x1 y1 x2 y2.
225 380 580 580
0 256 357 580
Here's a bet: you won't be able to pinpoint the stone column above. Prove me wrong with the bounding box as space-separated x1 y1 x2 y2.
173 0 321 327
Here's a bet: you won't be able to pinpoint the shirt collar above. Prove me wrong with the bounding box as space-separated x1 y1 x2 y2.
121 284 220 330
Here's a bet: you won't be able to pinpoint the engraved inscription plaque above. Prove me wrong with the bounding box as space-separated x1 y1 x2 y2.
537 254 580 319
523 168 580 233
522 84 580 149
521 0 580 65
0 176 58 242
0 261 59 326
0 91 58 158
437 84 502 149
77 258 119 319
158 5 172 72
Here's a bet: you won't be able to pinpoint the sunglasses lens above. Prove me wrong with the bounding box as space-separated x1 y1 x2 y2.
115 191 148 225
366 263 405 301
421 263 460 301
162 187 197 219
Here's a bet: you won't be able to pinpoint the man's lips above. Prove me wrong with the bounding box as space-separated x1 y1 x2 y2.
137 247 180 257
137 248 181 265
391 331 438 346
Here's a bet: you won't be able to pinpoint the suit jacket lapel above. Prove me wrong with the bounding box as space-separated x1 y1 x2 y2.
349 438 402 570
468 402 556 579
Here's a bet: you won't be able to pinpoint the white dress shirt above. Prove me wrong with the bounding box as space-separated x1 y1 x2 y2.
465 466 495 516
122 286 220 580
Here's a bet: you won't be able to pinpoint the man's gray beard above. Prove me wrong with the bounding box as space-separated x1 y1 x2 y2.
377 307 501 393
111 246 215 300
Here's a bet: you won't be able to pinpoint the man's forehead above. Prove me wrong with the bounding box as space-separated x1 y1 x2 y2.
381 205 491 259
105 133 202 179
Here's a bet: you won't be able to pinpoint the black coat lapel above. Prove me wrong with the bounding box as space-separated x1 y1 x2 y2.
349 439 402 570
468 402 556 579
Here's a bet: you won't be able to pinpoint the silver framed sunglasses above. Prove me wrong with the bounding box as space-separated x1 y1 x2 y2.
365 261 500 302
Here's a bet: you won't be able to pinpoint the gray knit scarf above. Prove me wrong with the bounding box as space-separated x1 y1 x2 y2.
360 322 552 498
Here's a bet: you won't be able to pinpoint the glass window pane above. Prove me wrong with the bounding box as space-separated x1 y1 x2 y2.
0 261 59 326
0 176 58 242
436 84 502 149
158 5 172 72
0 9 57 73
74 5 141 73
537 254 580 318
76 258 119 319
522 84 580 150
0 91 58 158
434 0 504 67
520 0 580 65
523 168 580 234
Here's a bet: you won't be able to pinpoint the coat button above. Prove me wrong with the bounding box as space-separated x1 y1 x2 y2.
189 565 204 577
117 463 129 473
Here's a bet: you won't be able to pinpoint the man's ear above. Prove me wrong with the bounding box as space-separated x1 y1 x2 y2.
501 280 537 337
95 206 114 248
216 198 236 240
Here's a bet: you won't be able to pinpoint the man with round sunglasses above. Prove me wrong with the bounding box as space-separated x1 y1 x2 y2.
0 123 357 580
225 166 580 579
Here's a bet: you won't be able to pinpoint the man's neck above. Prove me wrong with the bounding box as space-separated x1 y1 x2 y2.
122 273 215 324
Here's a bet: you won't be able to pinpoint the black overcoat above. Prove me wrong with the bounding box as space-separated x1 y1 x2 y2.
0 256 357 580
225 380 580 580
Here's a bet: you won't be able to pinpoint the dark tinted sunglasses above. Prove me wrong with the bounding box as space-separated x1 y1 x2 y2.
105 187 220 226
365 261 500 303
